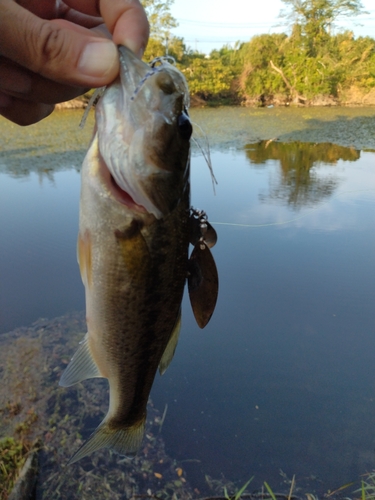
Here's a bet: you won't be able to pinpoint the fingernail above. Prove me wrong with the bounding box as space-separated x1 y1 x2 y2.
78 41 118 77
123 40 144 59
138 46 145 59
0 92 12 108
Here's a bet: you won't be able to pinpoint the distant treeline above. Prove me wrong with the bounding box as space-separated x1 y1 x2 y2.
144 31 375 107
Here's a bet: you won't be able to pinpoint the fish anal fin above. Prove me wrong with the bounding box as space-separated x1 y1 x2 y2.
59 333 102 387
188 242 219 328
159 312 182 376
67 416 146 465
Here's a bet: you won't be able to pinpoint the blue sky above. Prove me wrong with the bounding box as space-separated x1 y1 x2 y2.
169 0 375 54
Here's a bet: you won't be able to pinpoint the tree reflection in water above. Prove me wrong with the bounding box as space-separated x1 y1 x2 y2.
244 141 360 208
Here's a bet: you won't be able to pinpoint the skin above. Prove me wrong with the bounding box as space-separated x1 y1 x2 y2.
0 0 149 125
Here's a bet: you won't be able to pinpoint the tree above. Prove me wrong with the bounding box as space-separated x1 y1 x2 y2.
143 36 189 63
236 34 288 99
141 0 183 61
142 0 177 42
280 0 368 55
183 57 236 99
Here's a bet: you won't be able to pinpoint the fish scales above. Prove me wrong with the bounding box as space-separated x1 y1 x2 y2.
60 47 192 464
96 209 189 424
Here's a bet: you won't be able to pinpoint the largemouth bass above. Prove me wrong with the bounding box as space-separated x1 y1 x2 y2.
59 47 217 465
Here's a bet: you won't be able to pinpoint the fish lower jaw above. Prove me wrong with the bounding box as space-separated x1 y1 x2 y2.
98 153 148 213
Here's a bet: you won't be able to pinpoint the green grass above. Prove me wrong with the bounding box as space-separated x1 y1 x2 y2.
356 473 375 500
224 477 254 500
0 437 30 499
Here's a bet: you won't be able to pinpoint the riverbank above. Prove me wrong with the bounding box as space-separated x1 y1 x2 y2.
0 313 199 499
56 85 375 111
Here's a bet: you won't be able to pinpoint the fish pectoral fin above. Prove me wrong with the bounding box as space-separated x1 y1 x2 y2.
59 333 103 387
159 312 182 376
67 416 146 465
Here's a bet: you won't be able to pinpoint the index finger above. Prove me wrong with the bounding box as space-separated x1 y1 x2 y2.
0 0 149 88
64 0 150 56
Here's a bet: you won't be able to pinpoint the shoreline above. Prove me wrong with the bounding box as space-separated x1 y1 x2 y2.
0 313 199 499
55 89 375 111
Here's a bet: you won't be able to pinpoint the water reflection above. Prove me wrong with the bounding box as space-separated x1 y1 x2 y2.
245 141 360 208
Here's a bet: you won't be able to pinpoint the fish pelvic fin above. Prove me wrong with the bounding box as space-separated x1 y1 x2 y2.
67 416 146 465
159 312 182 376
59 333 102 387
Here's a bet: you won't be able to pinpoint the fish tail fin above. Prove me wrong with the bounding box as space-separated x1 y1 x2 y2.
67 416 146 465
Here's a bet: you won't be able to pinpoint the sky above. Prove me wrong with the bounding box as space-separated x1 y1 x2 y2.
169 0 375 54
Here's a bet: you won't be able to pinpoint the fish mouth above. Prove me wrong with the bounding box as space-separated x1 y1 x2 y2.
118 46 150 95
98 153 147 213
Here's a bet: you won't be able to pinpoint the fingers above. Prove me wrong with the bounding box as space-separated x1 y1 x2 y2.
100 0 149 56
0 92 54 126
0 0 149 125
64 0 150 55
0 0 120 87
0 57 87 105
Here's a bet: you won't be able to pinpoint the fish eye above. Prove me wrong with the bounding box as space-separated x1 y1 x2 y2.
156 73 176 94
178 112 193 140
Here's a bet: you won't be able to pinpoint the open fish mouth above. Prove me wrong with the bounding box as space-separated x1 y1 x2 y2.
97 151 147 214
95 46 191 219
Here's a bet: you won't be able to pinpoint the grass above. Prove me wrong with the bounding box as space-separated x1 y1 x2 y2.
0 437 30 499
224 477 254 500
357 472 375 500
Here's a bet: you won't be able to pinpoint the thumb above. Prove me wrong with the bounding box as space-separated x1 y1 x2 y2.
0 0 119 87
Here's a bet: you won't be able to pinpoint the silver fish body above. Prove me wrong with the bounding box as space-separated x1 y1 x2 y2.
59 47 192 464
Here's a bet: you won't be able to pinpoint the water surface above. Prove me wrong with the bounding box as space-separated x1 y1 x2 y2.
0 108 374 494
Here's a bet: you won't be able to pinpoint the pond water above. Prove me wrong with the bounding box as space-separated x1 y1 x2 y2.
0 108 375 494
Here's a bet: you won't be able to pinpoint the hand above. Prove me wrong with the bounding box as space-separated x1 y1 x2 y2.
0 0 149 125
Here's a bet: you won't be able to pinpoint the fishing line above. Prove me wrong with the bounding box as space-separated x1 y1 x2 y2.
210 189 375 229
191 122 218 194
79 87 106 129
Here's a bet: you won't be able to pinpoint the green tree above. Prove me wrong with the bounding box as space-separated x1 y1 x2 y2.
280 0 367 55
142 0 177 41
236 34 288 99
143 36 189 63
183 57 236 99
141 0 186 62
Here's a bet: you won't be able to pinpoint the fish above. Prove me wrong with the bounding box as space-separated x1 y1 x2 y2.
59 46 218 465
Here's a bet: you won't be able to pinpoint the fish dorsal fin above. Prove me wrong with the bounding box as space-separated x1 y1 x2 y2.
59 333 103 387
159 312 182 376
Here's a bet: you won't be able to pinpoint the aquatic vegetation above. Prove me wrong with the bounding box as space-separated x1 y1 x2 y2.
0 313 200 498
0 436 29 498
356 473 375 500
264 482 278 500
224 477 253 500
